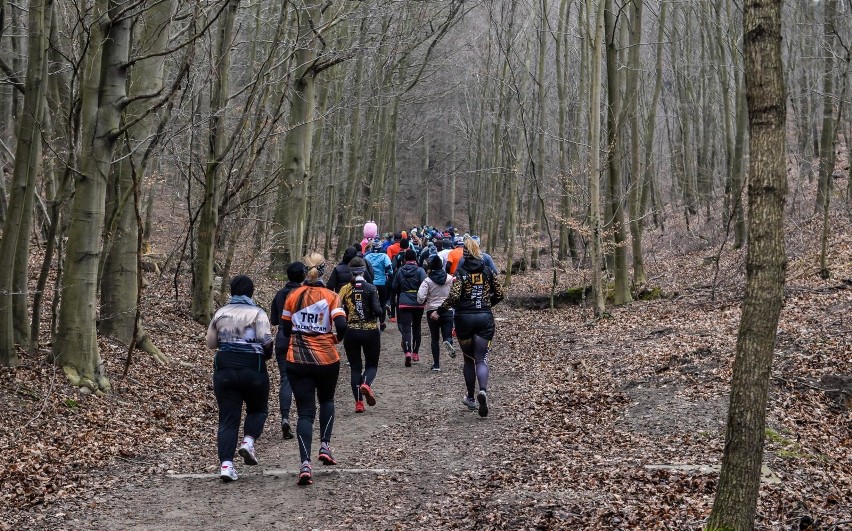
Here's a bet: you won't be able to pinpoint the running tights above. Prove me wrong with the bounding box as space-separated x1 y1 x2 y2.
285 361 340 463
396 308 424 354
343 328 381 400
459 334 490 398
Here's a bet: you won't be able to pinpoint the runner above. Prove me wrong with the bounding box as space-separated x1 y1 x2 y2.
391 248 426 367
269 262 306 440
280 253 347 486
365 239 393 318
206 276 273 482
328 246 374 292
436 237 505 417
338 257 386 412
445 235 465 274
418 255 456 371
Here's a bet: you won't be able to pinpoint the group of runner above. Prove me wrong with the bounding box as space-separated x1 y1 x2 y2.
205 221 505 486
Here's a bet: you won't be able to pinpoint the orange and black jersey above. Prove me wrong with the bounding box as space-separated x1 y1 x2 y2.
439 257 505 315
338 279 384 331
281 283 346 365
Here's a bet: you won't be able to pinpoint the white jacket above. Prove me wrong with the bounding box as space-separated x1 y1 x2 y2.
417 274 454 311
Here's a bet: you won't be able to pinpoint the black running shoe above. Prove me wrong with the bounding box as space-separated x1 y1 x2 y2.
477 390 489 418
282 420 294 440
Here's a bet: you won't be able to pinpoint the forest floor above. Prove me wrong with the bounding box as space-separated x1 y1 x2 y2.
1 200 852 530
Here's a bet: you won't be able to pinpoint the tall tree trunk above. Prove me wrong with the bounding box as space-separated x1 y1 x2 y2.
100 0 175 362
588 0 606 316
191 0 239 324
55 0 132 392
814 0 837 216
0 0 53 366
626 0 646 287
706 0 786 527
271 0 321 269
604 0 631 305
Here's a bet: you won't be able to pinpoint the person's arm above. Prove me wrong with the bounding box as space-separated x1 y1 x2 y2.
365 261 375 283
437 275 462 315
269 293 281 326
205 318 219 350
256 311 274 358
333 315 347 342
416 279 429 305
368 287 384 324
490 274 506 306
327 267 339 291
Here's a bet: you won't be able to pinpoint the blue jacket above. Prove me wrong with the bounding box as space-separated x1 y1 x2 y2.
365 251 393 286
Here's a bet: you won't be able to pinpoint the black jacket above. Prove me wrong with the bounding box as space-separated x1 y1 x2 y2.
270 281 303 355
438 257 505 315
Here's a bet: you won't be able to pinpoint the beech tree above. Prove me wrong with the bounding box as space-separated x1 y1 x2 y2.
706 0 787 527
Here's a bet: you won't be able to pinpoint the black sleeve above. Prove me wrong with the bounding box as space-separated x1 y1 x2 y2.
281 320 293 336
269 292 283 326
369 287 384 322
327 268 339 292
333 315 347 341
365 261 375 283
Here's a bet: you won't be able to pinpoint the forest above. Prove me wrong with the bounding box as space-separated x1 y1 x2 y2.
1 0 850 529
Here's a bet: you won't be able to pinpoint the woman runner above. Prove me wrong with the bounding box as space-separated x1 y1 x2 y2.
391 248 426 366
280 253 347 485
418 255 456 371
436 237 504 417
206 276 273 481
338 257 386 412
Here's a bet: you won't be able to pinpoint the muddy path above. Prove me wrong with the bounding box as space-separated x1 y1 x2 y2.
77 325 508 530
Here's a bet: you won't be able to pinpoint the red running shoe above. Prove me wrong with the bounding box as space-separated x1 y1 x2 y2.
360 383 376 406
318 445 337 465
297 462 312 486
411 352 420 362
355 400 365 413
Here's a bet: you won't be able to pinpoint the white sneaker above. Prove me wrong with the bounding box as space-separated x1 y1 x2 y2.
443 340 456 358
220 463 238 482
238 442 258 466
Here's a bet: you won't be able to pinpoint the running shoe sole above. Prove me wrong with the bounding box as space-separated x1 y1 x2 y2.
477 391 489 418
297 471 312 486
405 355 412 367
238 446 258 466
220 470 237 482
360 384 376 406
282 422 294 440
318 450 337 466
443 340 456 358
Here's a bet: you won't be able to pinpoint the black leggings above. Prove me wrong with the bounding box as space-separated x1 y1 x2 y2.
285 361 340 463
343 328 381 400
455 313 494 398
426 309 453 365
376 284 390 318
397 307 424 354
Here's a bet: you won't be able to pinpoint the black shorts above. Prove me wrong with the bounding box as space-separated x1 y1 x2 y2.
453 312 495 341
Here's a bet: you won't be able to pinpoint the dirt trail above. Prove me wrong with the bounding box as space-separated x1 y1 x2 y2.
79 325 506 530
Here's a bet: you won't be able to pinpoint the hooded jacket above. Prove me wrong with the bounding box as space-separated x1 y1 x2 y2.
392 262 426 308
328 247 374 291
417 268 454 311
438 257 505 315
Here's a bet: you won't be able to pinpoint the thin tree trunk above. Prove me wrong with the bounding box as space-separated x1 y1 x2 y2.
0 0 53 365
604 0 631 305
626 0 646 287
706 0 786 526
588 0 606 316
192 0 239 324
